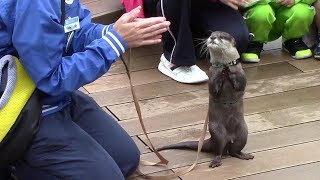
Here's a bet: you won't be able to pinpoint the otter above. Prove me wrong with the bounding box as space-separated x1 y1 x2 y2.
157 31 254 168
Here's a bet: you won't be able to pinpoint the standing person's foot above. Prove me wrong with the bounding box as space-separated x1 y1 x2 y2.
283 38 312 59
314 42 320 59
158 54 208 84
241 42 263 63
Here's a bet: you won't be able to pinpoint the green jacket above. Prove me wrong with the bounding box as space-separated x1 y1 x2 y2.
245 0 316 8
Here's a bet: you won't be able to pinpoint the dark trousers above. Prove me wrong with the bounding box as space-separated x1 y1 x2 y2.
144 0 250 66
2 91 139 180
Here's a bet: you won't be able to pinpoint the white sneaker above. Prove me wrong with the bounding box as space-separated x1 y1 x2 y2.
158 54 209 84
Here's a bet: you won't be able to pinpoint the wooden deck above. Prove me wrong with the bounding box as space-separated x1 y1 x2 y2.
80 40 320 179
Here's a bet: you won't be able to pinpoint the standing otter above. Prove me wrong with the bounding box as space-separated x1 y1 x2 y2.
157 31 254 168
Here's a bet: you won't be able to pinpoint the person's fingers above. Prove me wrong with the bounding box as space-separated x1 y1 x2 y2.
227 2 239 10
123 6 142 22
139 39 162 46
133 17 168 29
139 21 170 35
127 34 163 48
277 0 287 5
141 27 169 39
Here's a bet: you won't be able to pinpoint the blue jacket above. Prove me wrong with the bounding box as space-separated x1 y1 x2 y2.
0 0 128 115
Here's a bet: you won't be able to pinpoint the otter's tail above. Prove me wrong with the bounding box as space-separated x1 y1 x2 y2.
156 139 213 153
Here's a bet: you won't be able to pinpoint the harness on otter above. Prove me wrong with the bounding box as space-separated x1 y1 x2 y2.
0 0 66 168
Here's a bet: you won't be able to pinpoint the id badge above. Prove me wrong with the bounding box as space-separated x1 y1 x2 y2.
64 16 80 33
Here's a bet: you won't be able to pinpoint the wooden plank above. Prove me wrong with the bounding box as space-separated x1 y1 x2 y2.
121 97 320 138
81 0 97 5
245 70 320 98
244 62 301 82
128 58 300 87
138 120 320 159
132 69 320 101
129 54 161 72
234 162 320 180
84 74 130 93
119 105 207 135
111 85 320 121
106 59 126 76
110 90 208 120
92 10 123 24
123 44 162 59
178 140 320 180
78 87 89 94
242 49 290 69
245 86 320 116
108 102 139 121
131 69 170 86
288 58 320 72
82 0 123 17
134 80 207 101
132 136 151 154
89 87 132 107
129 170 180 180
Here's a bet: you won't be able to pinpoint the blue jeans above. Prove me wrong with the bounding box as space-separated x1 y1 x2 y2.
6 91 139 180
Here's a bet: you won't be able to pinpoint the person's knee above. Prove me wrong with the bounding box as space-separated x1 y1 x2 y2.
246 4 276 25
120 142 140 177
289 3 315 23
234 27 250 53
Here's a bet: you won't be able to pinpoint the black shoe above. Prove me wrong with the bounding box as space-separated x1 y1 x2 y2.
283 38 312 59
241 42 263 63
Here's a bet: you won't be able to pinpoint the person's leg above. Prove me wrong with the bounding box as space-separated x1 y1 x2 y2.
69 91 140 177
0 168 11 179
154 0 209 84
242 4 276 62
245 4 276 43
142 0 159 17
276 3 314 59
191 1 250 53
273 3 314 42
156 0 195 66
14 106 125 180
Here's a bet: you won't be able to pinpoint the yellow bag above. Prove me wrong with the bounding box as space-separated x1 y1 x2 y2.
0 55 42 167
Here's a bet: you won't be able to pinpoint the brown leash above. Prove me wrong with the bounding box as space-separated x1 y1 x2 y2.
121 48 209 179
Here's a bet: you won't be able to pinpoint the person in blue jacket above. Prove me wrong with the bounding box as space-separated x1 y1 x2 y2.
0 0 170 179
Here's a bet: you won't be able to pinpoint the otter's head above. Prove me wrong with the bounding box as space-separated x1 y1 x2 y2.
206 31 240 65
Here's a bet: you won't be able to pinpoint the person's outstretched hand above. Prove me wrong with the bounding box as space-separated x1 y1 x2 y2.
277 0 294 7
219 0 247 10
113 6 170 48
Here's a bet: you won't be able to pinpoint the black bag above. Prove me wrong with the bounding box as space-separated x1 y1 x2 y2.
0 56 42 168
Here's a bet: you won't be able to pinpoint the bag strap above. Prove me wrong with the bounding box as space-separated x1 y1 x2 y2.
60 0 65 25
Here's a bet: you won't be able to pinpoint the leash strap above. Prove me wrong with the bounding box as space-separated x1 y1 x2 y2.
121 48 210 179
121 49 168 166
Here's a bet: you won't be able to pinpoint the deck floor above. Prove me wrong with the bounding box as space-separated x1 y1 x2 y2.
81 42 320 180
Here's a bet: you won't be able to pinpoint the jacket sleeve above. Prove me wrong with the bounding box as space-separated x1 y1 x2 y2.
12 0 127 96
121 0 145 17
68 3 115 53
